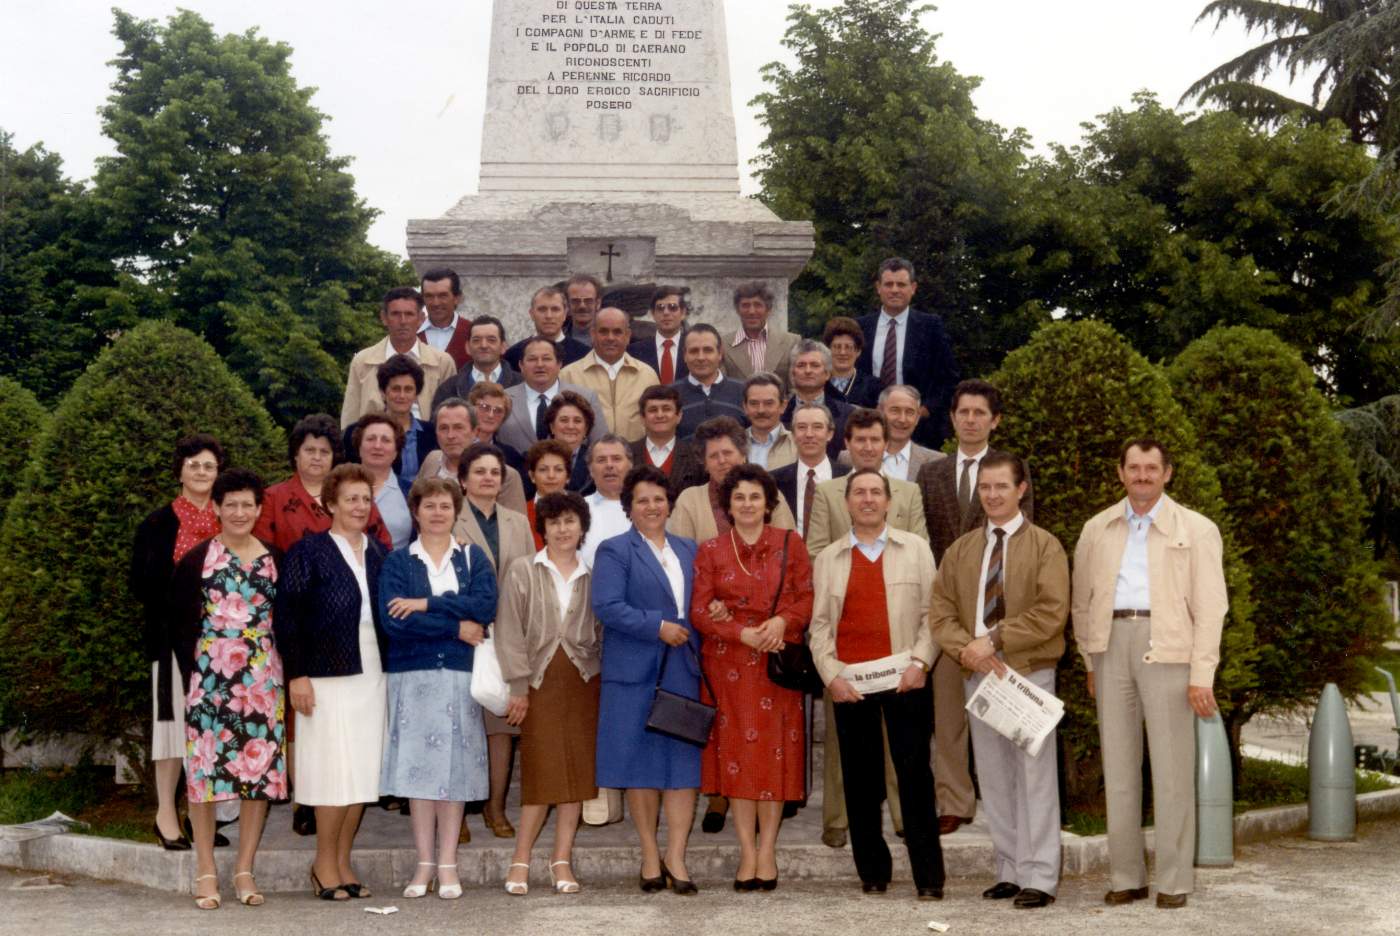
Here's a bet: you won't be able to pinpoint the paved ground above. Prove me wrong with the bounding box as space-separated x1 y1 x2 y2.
4 819 1400 936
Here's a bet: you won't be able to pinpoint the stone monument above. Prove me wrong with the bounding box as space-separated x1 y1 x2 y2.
406 0 814 338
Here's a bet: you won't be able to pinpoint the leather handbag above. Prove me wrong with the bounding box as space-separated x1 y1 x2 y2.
763 531 825 694
645 642 716 747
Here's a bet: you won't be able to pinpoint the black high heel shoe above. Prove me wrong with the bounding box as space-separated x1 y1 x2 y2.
640 866 666 893
183 816 229 847
758 877 778 891
733 878 759 892
152 820 190 851
661 862 698 896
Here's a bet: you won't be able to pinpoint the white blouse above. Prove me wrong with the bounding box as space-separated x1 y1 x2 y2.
644 535 686 622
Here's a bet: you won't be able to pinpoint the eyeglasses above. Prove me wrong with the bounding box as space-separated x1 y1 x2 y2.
184 460 219 472
654 302 683 313
475 403 507 416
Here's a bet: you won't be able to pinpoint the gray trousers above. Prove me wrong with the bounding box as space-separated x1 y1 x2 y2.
965 667 1062 893
1094 619 1195 896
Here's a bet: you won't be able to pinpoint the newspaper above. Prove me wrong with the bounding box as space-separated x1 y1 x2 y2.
839 651 913 695
964 668 1064 757
0 811 88 843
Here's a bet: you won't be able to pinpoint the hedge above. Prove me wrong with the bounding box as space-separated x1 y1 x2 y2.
0 377 47 521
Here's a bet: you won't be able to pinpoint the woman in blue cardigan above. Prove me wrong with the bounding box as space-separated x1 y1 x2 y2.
378 478 497 900
591 465 702 895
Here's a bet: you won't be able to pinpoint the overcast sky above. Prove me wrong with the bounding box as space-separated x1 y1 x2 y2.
1 0 1292 258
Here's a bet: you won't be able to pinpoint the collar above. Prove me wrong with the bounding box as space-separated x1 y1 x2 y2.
383 336 421 359
732 325 768 346
958 445 989 465
848 524 890 550
885 440 913 464
409 537 462 573
588 350 628 379
986 512 1025 541
418 312 460 335
586 491 623 507
526 380 562 406
472 362 503 382
748 424 784 446
647 435 677 458
687 372 723 389
879 307 910 325
795 391 825 407
1125 494 1168 526
534 550 588 583
798 455 832 477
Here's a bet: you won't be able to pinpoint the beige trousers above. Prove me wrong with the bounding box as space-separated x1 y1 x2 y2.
1094 618 1195 896
822 691 903 834
931 652 975 818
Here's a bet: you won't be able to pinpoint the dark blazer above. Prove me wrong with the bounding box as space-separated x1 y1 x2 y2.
377 543 497 673
916 449 1035 565
273 531 388 681
674 378 748 440
419 318 473 371
341 418 438 481
772 460 851 529
591 528 700 687
165 537 283 718
856 308 960 447
827 373 882 410
781 394 852 462
503 335 590 371
628 435 707 497
628 334 689 384
431 362 524 414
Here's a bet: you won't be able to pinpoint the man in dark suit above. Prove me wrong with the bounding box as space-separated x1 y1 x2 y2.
418 268 474 370
674 324 747 439
495 337 609 454
431 315 523 413
772 400 850 540
914 377 1035 836
502 285 590 370
856 257 959 448
628 385 706 496
627 285 690 385
781 339 852 462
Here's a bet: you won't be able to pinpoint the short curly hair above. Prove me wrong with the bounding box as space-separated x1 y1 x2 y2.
534 490 591 544
546 390 596 439
821 316 865 354
526 438 573 474
693 415 747 458
621 465 674 516
718 463 780 526
172 433 226 481
350 413 404 457
212 467 264 505
408 476 463 519
321 463 374 513
376 353 426 394
459 442 507 483
289 414 342 468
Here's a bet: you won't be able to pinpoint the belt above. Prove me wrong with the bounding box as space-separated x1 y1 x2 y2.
1112 608 1151 620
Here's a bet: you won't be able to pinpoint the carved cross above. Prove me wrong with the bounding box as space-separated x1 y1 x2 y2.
600 242 621 282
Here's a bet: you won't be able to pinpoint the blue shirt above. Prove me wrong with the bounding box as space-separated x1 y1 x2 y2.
849 525 890 563
1113 497 1163 610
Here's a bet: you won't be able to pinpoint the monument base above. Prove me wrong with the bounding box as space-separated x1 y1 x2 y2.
406 194 814 337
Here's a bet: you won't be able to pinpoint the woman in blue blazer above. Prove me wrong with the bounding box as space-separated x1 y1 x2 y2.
591 465 702 896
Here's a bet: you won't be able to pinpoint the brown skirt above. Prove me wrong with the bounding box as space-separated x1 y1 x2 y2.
519 648 600 805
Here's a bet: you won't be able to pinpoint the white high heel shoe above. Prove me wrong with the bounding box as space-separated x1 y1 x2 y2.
402 862 436 898
550 860 580 894
438 864 462 900
504 862 530 895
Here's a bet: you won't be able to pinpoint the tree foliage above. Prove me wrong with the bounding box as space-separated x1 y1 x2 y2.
0 377 47 521
88 9 408 425
1338 393 1400 565
0 322 284 748
990 321 1256 801
750 0 1048 376
1169 326 1391 718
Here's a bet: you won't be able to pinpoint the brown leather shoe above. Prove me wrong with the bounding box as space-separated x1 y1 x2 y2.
937 815 971 835
458 821 472 844
484 810 516 839
1156 892 1188 909
1104 886 1150 905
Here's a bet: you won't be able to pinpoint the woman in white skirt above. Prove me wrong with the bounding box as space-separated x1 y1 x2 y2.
274 464 389 901
378 478 497 898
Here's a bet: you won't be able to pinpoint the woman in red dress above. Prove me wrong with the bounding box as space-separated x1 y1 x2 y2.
690 463 813 891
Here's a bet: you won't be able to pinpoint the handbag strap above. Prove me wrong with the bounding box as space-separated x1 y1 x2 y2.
655 637 716 702
768 529 792 617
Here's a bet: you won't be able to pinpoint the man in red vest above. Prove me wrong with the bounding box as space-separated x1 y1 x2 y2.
418 268 473 370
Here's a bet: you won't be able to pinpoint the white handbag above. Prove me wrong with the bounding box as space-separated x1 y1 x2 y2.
469 638 511 717
581 787 624 826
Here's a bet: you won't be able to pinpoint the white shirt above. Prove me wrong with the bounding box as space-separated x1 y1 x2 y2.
974 513 1024 637
471 363 504 384
882 441 914 482
534 550 588 626
871 308 909 383
955 445 990 500
329 532 373 627
580 493 631 569
646 436 677 468
594 354 626 381
849 525 890 563
794 457 833 529
525 380 562 418
409 538 463 596
642 534 687 625
418 312 460 352
687 372 724 395
1113 497 1164 610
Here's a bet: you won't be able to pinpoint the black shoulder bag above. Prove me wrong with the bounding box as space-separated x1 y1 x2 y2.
765 531 826 695
646 641 717 747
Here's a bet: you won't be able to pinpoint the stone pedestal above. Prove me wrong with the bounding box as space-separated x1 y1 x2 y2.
406 0 812 338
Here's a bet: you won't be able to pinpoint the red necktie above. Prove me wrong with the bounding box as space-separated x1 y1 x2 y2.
660 338 675 384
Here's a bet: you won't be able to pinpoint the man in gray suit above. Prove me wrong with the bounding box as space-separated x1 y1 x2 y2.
494 336 609 455
838 384 944 481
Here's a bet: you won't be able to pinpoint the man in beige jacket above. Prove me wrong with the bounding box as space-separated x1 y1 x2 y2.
1072 439 1228 910
341 286 457 428
560 307 659 443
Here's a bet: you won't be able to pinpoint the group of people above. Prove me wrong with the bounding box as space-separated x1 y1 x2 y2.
131 257 1227 911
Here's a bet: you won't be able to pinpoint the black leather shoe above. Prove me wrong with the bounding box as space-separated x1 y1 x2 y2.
701 810 725 834
861 882 888 894
292 804 316 837
781 801 800 819
1156 892 1188 909
1014 888 1055 908
758 877 778 891
982 881 1021 900
661 862 698 896
639 869 666 893
1105 886 1150 905
917 887 944 901
733 878 759 892
152 820 190 851
183 817 229 847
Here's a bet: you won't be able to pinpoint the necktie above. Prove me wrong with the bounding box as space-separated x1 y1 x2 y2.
880 317 898 388
983 528 1006 630
660 338 675 384
535 393 549 440
802 468 816 538
958 457 973 517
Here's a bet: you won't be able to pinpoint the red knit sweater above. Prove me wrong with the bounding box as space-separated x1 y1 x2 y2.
837 550 892 663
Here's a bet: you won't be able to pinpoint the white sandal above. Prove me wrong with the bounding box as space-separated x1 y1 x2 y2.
402 862 436 899
550 860 580 894
438 863 462 900
193 873 221 910
504 862 530 895
233 870 263 906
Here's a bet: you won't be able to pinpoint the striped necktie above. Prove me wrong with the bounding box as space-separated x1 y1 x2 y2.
984 528 1006 630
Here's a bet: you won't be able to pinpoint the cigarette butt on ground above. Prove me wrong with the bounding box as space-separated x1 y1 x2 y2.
926 922 950 933
364 906 399 914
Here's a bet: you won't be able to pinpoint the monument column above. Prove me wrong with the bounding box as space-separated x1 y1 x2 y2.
406 0 813 339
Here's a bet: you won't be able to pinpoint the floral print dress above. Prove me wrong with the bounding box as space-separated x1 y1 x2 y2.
184 539 287 803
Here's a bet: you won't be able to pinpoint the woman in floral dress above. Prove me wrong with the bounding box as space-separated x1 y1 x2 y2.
170 468 285 910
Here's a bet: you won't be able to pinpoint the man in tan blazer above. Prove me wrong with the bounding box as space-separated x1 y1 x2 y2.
1073 439 1228 910
560 307 659 443
341 286 457 428
721 281 800 395
929 452 1068 909
741 373 796 471
809 469 944 898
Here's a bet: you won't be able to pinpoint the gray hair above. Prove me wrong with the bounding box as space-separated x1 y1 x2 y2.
791 401 836 431
878 384 922 407
877 256 916 281
434 396 474 427
789 339 833 380
589 433 634 463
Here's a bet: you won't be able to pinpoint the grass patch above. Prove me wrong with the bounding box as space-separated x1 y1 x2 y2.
0 765 150 842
